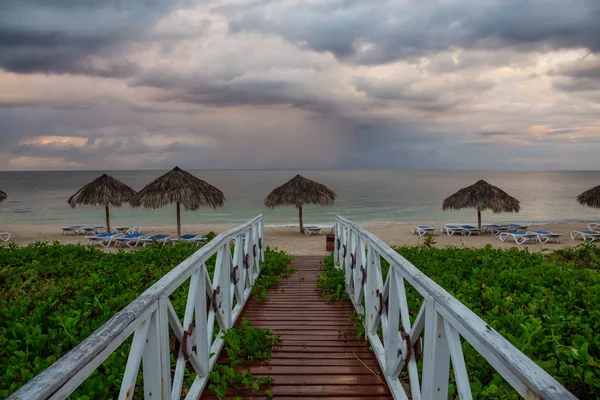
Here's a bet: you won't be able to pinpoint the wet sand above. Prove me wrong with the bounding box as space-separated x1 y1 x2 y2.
0 222 593 255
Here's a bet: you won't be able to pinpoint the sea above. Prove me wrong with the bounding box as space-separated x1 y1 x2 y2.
1 170 599 228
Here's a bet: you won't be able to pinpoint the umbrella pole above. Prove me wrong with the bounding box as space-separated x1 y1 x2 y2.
105 206 111 232
299 205 304 233
177 202 181 237
477 210 481 229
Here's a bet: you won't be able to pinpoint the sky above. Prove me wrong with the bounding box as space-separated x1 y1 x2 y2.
0 0 599 171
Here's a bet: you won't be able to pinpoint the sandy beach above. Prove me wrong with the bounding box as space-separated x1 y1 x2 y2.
1 222 593 255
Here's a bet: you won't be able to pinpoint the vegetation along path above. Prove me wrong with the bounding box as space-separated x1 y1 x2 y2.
201 255 392 399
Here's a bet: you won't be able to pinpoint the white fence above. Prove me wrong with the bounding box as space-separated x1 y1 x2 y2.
334 216 575 400
9 215 264 400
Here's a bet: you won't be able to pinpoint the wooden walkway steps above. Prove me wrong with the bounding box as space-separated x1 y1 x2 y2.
201 255 392 399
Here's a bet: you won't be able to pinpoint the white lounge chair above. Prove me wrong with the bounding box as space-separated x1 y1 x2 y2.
0 232 10 242
87 232 121 247
170 234 207 245
441 225 465 236
114 226 142 234
587 223 600 231
507 223 528 232
481 224 509 235
142 234 171 247
499 232 539 245
82 226 105 235
530 231 562 244
61 225 85 235
304 226 322 236
113 233 148 248
570 230 600 241
460 225 482 235
412 225 436 236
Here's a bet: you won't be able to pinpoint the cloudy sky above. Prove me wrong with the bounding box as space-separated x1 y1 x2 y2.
1 0 599 171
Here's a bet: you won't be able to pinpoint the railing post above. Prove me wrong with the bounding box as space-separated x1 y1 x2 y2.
142 297 171 400
385 267 400 375
422 298 450 400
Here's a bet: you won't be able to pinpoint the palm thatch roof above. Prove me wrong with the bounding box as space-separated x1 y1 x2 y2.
576 185 600 208
68 174 136 208
442 179 520 213
130 166 225 210
265 174 336 208
0 190 6 204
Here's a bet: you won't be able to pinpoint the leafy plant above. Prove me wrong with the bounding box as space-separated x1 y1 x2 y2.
208 318 279 399
251 246 295 300
422 233 436 248
348 312 366 341
316 254 349 301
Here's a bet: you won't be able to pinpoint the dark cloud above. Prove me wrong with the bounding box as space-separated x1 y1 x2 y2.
0 0 192 76
223 0 600 65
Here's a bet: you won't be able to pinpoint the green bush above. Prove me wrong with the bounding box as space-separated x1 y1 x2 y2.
0 241 293 398
319 244 599 398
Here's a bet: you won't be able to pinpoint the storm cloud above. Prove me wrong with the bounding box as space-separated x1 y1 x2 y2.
0 0 599 171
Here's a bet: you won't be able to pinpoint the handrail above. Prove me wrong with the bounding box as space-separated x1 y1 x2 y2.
9 215 265 400
334 216 575 400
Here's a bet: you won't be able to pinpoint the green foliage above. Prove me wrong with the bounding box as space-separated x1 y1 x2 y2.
0 241 293 398
422 233 436 248
348 312 366 341
251 246 295 300
208 318 279 400
317 254 349 301
393 243 600 399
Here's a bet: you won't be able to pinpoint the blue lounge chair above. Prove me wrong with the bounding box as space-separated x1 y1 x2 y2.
441 225 465 236
481 224 509 235
142 234 171 247
529 231 561 244
82 226 105 235
507 223 528 232
499 232 538 245
170 234 208 245
460 225 482 235
87 232 121 247
305 226 322 236
61 225 85 235
113 233 148 248
412 226 435 236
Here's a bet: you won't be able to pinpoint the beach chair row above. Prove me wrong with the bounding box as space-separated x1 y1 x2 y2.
412 223 562 245
61 225 142 235
86 232 208 248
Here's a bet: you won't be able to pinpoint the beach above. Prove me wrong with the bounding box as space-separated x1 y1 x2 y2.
1 222 591 255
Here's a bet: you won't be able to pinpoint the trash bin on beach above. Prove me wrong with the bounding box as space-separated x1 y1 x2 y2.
326 234 335 251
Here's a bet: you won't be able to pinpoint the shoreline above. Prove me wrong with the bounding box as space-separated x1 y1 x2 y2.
1 221 595 256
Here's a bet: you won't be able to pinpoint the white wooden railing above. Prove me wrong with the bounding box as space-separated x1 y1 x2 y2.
9 215 265 400
334 216 575 400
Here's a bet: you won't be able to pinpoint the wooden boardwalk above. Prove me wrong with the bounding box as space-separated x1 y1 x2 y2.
201 255 392 399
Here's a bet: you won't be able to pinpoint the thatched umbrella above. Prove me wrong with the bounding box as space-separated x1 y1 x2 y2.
265 174 336 233
576 185 600 210
442 179 520 229
68 174 136 232
0 190 6 204
130 166 225 236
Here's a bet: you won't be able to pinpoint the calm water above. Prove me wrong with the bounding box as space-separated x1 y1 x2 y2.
1 170 599 228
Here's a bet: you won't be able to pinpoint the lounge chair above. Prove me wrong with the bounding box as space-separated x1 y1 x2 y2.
507 223 528 232
412 225 436 236
481 224 509 235
142 234 171 247
0 232 10 242
82 226 105 235
114 226 142 234
530 231 562 244
87 232 121 247
499 232 539 245
170 234 208 245
570 230 600 241
304 226 322 236
61 225 85 235
441 225 465 236
460 225 482 235
113 233 148 248
587 223 600 231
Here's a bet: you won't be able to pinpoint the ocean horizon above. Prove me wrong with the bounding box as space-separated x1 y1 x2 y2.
1 169 600 228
